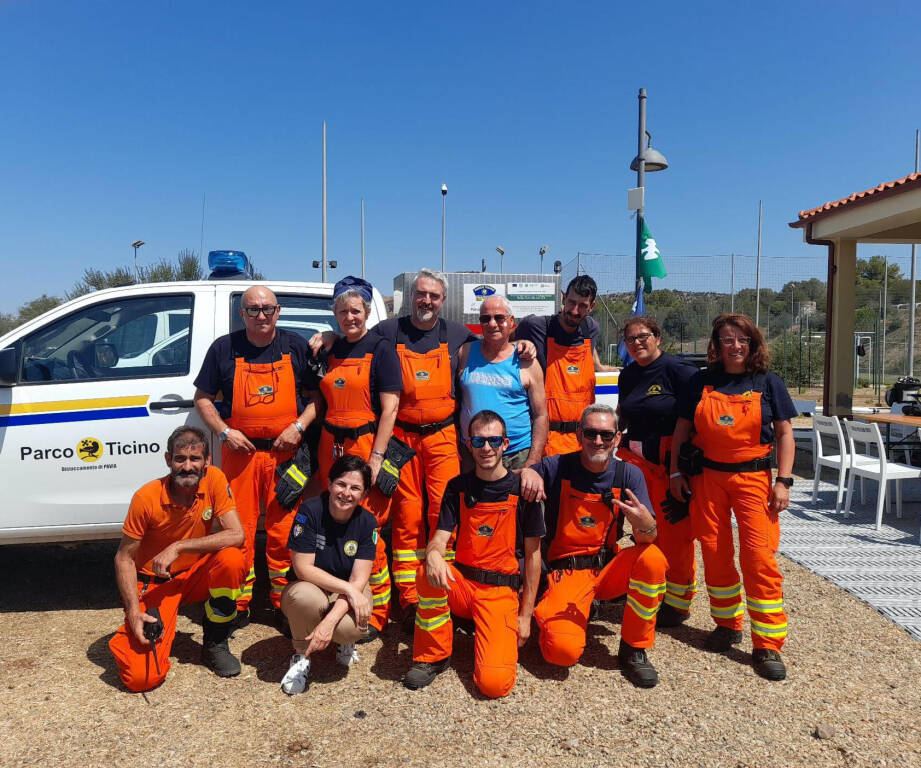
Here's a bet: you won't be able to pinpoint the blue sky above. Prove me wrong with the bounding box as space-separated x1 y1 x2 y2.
2 1 920 312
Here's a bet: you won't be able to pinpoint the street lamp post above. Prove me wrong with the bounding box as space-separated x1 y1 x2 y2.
539 245 549 273
496 246 505 273
132 240 145 283
441 183 448 272
630 88 668 297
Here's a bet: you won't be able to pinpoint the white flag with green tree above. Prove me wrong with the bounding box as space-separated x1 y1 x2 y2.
639 219 666 293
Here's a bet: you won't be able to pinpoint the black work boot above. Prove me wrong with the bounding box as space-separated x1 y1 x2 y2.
752 648 787 681
656 603 690 628
228 607 251 639
201 617 241 678
618 639 659 688
704 625 744 652
402 657 451 690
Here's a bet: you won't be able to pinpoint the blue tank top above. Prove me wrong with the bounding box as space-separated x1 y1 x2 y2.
460 342 532 453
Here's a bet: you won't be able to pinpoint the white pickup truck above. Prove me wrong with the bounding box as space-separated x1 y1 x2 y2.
0 279 618 545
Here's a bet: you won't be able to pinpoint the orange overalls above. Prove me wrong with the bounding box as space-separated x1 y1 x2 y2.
222 350 298 611
618 437 697 618
108 548 247 692
535 461 667 667
318 351 392 631
689 386 788 651
544 334 595 456
391 320 460 608
413 490 523 699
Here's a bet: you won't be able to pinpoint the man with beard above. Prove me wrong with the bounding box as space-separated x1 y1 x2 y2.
108 426 246 691
519 404 667 688
514 275 618 456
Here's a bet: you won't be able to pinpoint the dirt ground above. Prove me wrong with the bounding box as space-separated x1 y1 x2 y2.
2 532 920 768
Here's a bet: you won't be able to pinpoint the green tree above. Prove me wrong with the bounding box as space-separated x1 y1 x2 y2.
856 255 902 286
18 294 63 322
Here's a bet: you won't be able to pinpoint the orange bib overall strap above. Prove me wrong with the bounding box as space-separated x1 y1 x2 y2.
544 333 595 456
396 319 455 425
692 386 772 464
227 352 299 438
454 491 520 577
546 477 622 563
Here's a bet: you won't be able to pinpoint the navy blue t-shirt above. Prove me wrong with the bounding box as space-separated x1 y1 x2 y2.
372 316 475 387
194 329 318 413
438 471 546 545
530 452 653 541
287 493 377 581
618 353 699 442
515 314 599 372
325 332 402 412
677 369 798 444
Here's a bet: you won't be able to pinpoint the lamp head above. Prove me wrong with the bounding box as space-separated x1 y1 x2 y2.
630 146 669 172
495 247 504 256
132 240 145 248
539 245 548 256
441 183 448 195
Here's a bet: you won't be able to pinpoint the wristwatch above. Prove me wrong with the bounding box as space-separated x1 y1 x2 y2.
219 427 231 442
775 476 793 488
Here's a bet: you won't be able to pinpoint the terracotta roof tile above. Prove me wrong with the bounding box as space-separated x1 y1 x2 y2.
791 172 921 227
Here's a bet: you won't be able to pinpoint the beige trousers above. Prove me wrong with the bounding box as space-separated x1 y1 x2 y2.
281 580 372 653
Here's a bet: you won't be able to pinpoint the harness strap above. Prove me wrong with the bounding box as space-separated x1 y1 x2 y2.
454 562 521 590
322 420 376 442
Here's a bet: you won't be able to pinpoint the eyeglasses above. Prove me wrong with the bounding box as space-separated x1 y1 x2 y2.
242 305 279 318
718 336 751 347
470 435 504 449
625 331 654 345
581 428 617 442
479 314 508 325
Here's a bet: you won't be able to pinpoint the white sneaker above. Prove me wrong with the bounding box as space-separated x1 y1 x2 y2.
281 654 311 695
335 643 359 667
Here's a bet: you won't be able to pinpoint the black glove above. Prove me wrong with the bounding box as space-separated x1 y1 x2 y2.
661 490 690 524
375 436 417 497
274 442 312 510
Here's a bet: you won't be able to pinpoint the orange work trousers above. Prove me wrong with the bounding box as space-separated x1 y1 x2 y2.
317 429 392 632
413 564 520 699
108 547 246 692
618 447 697 616
690 468 788 651
544 429 580 457
535 543 666 667
222 445 296 611
391 424 460 607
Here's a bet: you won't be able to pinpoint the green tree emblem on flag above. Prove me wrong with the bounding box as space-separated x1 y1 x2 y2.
639 219 666 292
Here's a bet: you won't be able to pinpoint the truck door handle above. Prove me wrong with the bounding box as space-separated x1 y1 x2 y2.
149 399 196 411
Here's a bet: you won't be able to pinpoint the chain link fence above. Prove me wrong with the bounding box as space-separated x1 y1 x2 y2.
568 251 921 401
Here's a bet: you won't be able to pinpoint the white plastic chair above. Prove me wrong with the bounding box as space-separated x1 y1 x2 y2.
888 402 921 464
811 414 850 513
843 420 921 531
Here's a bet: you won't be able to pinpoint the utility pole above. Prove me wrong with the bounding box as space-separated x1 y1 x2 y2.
910 130 920 375
322 121 327 283
755 201 763 328
360 198 366 278
730 252 735 313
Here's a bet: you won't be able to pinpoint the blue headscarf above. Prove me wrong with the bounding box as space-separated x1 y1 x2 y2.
333 275 373 304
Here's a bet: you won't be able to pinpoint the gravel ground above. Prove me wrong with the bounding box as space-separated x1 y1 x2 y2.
2 532 920 768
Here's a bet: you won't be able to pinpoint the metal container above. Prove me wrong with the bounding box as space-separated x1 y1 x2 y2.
393 271 561 325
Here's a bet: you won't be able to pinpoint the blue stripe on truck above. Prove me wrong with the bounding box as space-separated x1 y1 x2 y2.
0 406 149 428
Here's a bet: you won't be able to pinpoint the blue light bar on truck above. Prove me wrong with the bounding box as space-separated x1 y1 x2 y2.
208 250 255 280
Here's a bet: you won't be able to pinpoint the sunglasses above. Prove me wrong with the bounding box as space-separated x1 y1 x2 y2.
581 428 617 442
470 435 504 449
479 314 508 325
242 305 279 317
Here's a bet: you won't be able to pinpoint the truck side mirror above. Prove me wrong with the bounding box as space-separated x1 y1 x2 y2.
0 347 18 386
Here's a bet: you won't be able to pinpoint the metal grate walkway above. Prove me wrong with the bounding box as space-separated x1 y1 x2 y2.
781 481 921 641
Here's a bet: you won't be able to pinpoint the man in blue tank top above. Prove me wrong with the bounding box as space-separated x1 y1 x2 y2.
457 295 547 470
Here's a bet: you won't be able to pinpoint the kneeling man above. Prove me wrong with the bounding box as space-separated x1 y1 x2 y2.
403 409 544 698
521 403 667 687
108 426 246 691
